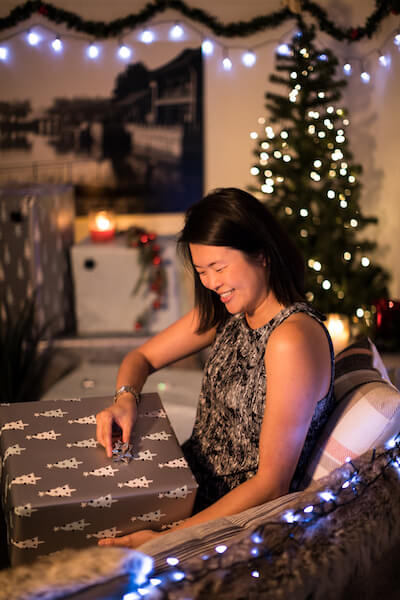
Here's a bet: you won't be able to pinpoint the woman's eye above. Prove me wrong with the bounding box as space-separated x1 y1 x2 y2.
216 267 225 273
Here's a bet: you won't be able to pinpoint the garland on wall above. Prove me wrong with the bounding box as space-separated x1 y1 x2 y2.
0 0 399 42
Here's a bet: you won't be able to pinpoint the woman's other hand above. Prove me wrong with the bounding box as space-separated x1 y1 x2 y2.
98 529 161 548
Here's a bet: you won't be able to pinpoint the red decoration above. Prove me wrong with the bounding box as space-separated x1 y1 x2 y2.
374 298 400 351
152 256 161 266
134 321 143 330
350 28 359 40
153 300 161 310
38 5 48 15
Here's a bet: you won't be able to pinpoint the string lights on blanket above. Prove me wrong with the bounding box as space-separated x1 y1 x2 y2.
121 433 400 599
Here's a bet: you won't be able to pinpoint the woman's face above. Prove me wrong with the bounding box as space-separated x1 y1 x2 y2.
189 244 269 318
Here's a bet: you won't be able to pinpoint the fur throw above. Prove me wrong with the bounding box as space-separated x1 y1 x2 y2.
0 546 152 600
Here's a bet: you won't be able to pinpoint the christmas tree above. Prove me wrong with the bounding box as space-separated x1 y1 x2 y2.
250 25 389 330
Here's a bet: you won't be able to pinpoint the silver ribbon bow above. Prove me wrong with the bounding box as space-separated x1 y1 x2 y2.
112 440 134 464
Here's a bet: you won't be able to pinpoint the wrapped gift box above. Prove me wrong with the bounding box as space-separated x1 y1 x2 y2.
0 183 75 335
71 235 181 334
0 393 197 566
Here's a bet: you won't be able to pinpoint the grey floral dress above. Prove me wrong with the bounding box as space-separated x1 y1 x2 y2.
182 302 335 511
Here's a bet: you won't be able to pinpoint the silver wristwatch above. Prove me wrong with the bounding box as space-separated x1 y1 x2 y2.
113 385 140 407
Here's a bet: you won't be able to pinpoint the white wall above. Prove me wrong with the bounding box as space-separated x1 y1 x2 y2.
1 1 399 295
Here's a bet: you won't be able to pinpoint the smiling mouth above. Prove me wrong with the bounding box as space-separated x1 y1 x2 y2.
219 290 234 303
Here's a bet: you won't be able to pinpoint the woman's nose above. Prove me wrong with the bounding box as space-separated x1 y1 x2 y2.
208 272 222 291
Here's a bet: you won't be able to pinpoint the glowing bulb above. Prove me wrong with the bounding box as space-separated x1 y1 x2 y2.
166 557 179 566
318 53 328 61
261 142 270 149
252 570 260 578
285 206 293 215
344 252 352 263
87 43 99 59
250 167 259 175
242 51 256 67
290 71 298 79
361 71 370 83
343 63 352 75
283 510 296 523
51 37 63 52
202 39 214 55
283 154 291 162
314 160 322 168
215 545 227 554
277 43 291 56
348 175 356 183
0 46 8 61
322 280 331 290
394 33 400 47
172 572 185 581
273 151 282 158
27 31 40 46
356 308 364 318
304 505 314 513
313 261 322 271
118 44 132 59
250 131 258 139
222 57 232 71
169 24 184 40
280 131 289 139
308 125 316 134
340 200 348 208
300 229 308 238
320 491 336 502
260 152 269 160
300 209 308 217
350 219 358 227
318 92 325 98
327 106 334 114
327 190 335 199
379 53 390 67
140 30 154 44
318 131 326 138
361 256 370 267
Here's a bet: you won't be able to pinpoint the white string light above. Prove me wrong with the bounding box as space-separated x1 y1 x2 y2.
87 42 99 59
0 16 398 80
118 43 132 60
51 36 62 52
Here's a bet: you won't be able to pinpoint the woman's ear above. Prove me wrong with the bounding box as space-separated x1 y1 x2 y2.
256 252 267 267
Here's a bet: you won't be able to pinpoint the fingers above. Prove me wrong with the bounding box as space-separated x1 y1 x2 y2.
98 534 134 548
96 410 114 458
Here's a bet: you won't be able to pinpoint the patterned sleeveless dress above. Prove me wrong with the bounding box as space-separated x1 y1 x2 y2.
182 302 335 512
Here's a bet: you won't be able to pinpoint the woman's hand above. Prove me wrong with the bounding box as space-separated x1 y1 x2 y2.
98 529 161 549
96 395 137 458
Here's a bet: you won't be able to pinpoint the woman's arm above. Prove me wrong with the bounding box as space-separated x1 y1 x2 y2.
96 308 216 457
99 313 331 546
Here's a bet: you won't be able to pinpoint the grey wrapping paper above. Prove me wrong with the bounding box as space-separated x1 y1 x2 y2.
0 393 198 565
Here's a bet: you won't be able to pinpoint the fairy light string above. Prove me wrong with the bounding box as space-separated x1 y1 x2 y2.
127 434 400 598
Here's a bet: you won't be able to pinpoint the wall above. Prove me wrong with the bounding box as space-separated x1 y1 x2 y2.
1 1 399 295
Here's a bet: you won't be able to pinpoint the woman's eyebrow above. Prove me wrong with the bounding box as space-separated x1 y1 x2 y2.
193 260 222 268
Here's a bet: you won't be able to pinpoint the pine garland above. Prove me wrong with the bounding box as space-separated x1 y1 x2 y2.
0 0 399 42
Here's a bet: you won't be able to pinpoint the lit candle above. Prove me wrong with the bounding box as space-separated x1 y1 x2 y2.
326 313 351 354
89 210 116 242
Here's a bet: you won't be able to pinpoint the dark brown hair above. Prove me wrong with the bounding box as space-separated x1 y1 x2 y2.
178 188 305 333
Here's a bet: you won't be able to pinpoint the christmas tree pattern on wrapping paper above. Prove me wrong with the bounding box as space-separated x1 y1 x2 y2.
3 443 26 463
139 409 167 419
68 415 97 425
14 503 38 517
66 437 98 448
158 485 192 499
142 431 172 441
86 526 122 540
83 465 119 478
81 494 118 508
131 509 166 523
54 519 91 532
38 484 76 498
9 472 41 487
34 409 68 418
133 450 157 461
11 537 44 549
47 457 83 469
26 430 61 441
118 476 153 489
1 420 29 435
161 520 185 530
159 457 189 469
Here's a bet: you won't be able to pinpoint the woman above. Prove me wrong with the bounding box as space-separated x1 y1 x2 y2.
96 188 334 548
